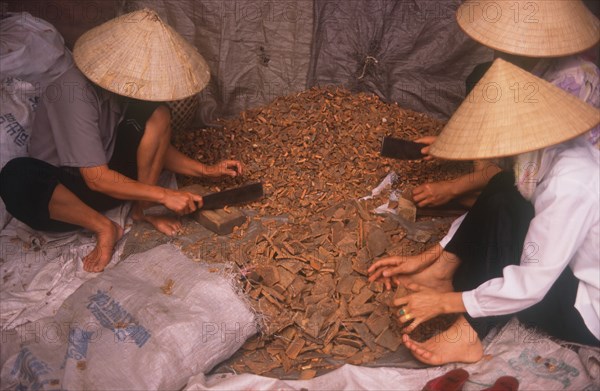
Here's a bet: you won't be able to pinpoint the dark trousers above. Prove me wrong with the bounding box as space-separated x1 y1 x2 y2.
0 100 161 232
446 172 598 346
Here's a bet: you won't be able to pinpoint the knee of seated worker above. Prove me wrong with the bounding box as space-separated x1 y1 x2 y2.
145 105 172 137
0 157 37 194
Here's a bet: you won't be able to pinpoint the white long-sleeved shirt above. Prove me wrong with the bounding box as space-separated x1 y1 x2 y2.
451 142 600 339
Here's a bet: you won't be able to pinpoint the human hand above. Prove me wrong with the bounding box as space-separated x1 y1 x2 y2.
412 181 454 207
368 254 428 287
414 136 437 161
206 160 243 177
160 189 203 215
393 283 447 333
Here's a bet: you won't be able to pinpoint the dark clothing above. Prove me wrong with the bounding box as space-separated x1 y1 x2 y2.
446 172 598 346
0 100 161 232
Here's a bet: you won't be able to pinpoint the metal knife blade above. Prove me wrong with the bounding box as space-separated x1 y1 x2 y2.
380 136 427 160
200 182 264 210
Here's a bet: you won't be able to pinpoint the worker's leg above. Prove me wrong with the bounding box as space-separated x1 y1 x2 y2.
0 157 123 272
48 184 123 272
445 171 535 338
403 315 483 365
109 101 181 236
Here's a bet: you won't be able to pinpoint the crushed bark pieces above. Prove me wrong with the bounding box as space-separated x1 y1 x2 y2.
285 337 306 360
375 327 402 352
160 279 175 295
172 86 471 379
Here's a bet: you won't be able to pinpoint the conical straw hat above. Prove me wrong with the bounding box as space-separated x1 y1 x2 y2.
429 58 600 160
456 0 599 57
73 9 210 101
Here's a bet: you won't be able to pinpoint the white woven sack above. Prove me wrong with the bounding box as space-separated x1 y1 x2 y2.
1 244 257 390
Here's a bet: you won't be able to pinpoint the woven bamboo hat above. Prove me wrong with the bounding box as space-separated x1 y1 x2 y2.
456 0 600 57
429 58 600 160
73 8 210 101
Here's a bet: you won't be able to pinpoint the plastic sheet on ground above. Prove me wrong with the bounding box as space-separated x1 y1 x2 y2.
185 319 600 390
0 172 176 330
1 244 257 390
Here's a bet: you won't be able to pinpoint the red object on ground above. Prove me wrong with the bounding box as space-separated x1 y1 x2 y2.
422 368 470 391
481 376 519 391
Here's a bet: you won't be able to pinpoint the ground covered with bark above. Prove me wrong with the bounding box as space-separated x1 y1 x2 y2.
172 86 470 379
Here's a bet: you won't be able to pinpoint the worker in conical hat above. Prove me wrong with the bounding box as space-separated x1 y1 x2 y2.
411 0 599 208
372 59 600 365
0 9 243 272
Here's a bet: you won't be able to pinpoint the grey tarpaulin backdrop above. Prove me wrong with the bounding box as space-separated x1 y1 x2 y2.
4 0 492 123
308 0 491 119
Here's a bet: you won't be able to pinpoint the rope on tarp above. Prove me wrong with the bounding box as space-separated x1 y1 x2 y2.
358 55 379 79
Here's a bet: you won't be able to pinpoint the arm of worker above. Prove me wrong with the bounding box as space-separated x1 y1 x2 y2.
462 177 597 319
412 161 501 207
80 165 202 215
164 145 243 178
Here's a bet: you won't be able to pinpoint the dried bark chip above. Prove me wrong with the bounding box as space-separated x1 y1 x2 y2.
348 303 377 317
279 259 304 274
396 197 417 222
335 337 363 349
331 221 346 245
255 265 280 287
304 312 326 339
336 275 357 295
331 344 360 358
298 369 318 380
374 327 402 352
249 287 262 300
407 229 432 243
352 323 378 351
286 336 306 360
244 356 280 375
356 247 371 264
336 257 353 277
380 216 400 233
336 234 358 255
369 281 384 293
346 351 372 365
366 312 391 336
258 296 280 319
352 278 367 295
312 274 334 296
354 200 372 221
262 285 286 302
350 287 374 307
332 207 346 220
375 290 395 306
351 257 370 276
366 225 390 258
288 277 308 298
310 258 323 271
323 319 341 346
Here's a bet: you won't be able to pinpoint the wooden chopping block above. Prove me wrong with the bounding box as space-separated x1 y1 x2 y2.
194 207 247 235
179 184 247 235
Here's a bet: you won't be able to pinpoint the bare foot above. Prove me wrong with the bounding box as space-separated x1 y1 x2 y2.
393 252 461 292
83 222 124 273
144 214 182 236
402 316 483 365
130 204 182 236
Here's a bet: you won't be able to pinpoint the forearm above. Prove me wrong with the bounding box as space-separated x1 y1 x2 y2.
164 145 208 176
449 163 500 196
83 168 166 204
441 292 466 314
